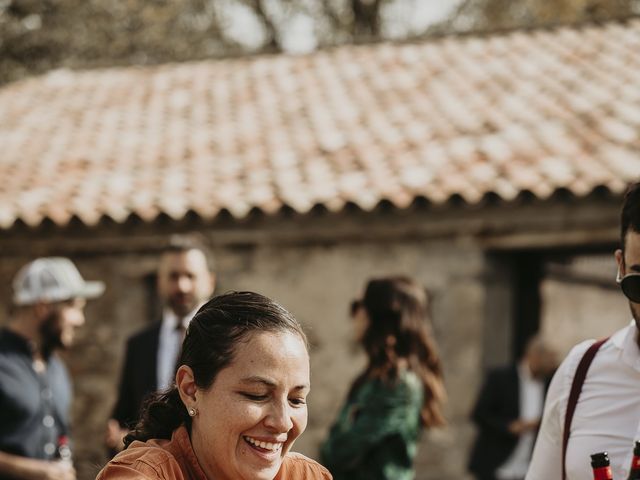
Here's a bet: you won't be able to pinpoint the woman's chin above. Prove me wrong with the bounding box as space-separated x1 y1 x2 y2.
236 440 284 479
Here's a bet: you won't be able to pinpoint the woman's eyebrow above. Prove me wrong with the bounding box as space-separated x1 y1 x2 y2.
239 375 276 387
239 376 310 391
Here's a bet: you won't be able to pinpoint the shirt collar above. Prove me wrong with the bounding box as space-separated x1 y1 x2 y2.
161 304 203 331
172 426 208 480
518 361 532 381
0 327 35 356
611 321 640 371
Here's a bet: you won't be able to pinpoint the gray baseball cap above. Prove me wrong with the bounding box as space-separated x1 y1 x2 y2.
12 257 105 306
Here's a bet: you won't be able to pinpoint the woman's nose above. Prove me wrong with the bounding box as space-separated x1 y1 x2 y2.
264 401 294 432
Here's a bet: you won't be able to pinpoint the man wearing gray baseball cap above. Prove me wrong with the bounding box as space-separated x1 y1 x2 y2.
0 257 104 480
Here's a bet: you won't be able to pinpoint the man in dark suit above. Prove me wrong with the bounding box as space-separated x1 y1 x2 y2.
104 237 215 453
468 337 558 480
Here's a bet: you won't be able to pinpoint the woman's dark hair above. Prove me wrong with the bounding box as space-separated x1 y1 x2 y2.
124 291 307 447
351 276 446 428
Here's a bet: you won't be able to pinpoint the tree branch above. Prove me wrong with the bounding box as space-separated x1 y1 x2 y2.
242 0 282 50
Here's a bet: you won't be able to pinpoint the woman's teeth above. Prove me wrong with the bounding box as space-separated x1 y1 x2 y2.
244 436 282 452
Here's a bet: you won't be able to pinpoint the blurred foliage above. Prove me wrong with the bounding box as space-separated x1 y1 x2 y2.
0 0 232 84
0 0 395 84
431 0 640 34
0 0 639 85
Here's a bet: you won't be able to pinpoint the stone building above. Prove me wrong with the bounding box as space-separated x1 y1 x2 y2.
1 18 640 479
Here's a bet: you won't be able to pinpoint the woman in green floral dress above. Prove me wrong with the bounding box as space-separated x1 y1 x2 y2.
321 276 446 480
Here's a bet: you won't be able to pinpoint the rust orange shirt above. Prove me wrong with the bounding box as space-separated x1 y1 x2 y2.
96 426 332 480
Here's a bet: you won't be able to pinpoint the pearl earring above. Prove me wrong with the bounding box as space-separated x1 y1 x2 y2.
188 407 197 417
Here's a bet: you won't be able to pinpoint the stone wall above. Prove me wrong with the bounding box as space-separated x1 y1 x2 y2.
540 253 630 357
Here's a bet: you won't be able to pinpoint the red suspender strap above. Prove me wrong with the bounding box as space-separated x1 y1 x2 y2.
561 337 609 480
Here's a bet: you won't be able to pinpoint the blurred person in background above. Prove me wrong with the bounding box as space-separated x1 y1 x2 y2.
0 257 104 480
97 291 332 480
467 336 558 480
526 182 640 479
105 237 215 454
320 276 446 480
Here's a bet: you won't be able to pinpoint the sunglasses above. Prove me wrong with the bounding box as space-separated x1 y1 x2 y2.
618 272 640 303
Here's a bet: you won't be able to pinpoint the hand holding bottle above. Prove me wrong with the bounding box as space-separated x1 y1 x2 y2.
42 460 76 480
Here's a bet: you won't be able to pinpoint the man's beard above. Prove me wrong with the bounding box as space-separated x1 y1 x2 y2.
39 309 64 357
168 293 197 318
628 302 640 351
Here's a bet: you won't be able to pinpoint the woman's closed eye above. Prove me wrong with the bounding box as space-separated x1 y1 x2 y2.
289 396 307 407
241 392 269 401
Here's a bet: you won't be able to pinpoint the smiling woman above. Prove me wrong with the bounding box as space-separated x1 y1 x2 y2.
96 291 332 480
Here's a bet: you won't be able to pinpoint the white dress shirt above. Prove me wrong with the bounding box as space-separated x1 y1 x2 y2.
526 322 640 480
496 362 545 480
156 307 199 391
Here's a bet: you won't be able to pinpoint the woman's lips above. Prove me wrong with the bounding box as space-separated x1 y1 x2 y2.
243 435 284 456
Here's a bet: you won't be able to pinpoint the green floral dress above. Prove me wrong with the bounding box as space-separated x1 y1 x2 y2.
320 370 424 480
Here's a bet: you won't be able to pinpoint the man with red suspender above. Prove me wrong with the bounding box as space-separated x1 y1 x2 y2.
526 182 640 480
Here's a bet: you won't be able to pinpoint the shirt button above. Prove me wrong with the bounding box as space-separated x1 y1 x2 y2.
42 415 54 428
44 443 56 456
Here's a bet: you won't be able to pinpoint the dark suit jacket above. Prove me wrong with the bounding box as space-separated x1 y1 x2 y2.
467 365 521 479
112 323 161 429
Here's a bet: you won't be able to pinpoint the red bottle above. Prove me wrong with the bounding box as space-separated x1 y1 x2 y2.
591 452 614 480
627 441 640 480
57 435 72 465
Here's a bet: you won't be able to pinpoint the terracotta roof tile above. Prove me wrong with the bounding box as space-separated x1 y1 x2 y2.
1 20 640 229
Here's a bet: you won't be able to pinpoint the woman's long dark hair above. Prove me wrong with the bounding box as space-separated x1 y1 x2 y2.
350 276 446 428
124 291 307 447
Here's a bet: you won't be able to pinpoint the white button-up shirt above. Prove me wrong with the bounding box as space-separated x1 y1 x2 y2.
156 307 199 391
526 322 640 480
